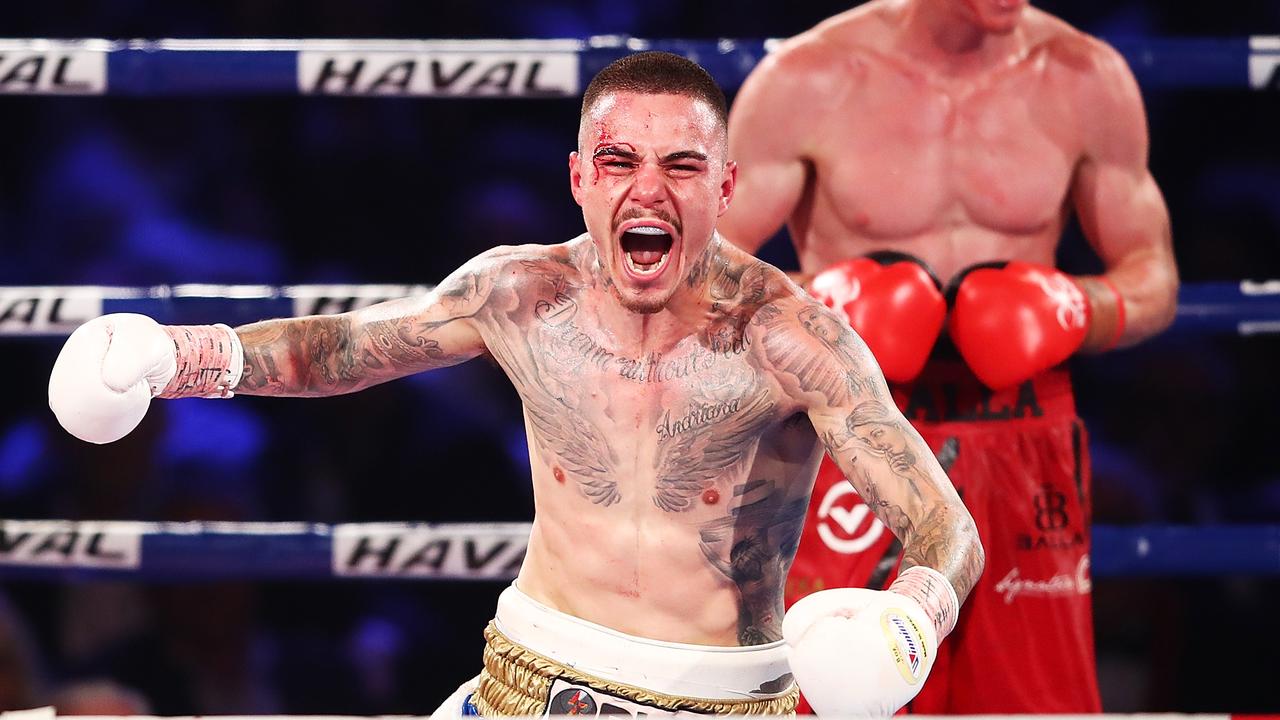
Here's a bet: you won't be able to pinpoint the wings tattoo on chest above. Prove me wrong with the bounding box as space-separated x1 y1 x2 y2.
652 387 775 511
485 261 624 506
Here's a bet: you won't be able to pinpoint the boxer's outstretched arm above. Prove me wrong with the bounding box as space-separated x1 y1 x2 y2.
1071 40 1178 351
755 298 984 606
234 253 498 397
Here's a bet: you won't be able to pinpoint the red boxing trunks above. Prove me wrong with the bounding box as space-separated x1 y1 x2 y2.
787 363 1101 713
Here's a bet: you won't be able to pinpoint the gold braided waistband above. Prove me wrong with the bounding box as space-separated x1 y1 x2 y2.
474 622 798 717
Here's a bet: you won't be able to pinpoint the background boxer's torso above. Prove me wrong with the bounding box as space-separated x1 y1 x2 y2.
786 5 1096 281
477 241 821 647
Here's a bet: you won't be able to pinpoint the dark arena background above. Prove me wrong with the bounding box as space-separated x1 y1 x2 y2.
2 1 1279 715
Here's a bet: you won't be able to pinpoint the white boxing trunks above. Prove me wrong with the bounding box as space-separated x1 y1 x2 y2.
432 584 797 717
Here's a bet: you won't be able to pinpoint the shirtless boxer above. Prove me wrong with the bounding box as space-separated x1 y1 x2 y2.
721 0 1178 712
48 52 982 717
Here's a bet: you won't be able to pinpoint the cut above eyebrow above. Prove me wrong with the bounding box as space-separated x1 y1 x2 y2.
593 146 640 160
591 147 709 164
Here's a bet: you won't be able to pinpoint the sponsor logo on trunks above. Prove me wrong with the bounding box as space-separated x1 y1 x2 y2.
1034 483 1070 530
543 679 693 718
0 41 106 95
0 520 142 569
298 43 579 97
994 555 1091 604
880 610 928 685
549 686 598 716
1017 483 1084 552
815 482 886 555
333 523 527 579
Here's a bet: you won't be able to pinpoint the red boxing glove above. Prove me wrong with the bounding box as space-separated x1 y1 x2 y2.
947 260 1090 390
809 251 946 383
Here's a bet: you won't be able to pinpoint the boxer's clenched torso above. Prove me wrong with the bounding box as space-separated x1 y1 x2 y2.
235 236 901 647
764 6 1101 282
473 239 824 646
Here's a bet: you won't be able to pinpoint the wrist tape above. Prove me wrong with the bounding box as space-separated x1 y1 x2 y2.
157 324 244 399
888 565 959 640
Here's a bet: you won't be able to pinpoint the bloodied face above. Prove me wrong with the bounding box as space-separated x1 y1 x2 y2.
570 91 735 314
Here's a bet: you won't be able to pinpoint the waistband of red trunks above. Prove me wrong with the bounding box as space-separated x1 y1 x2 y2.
890 361 1075 424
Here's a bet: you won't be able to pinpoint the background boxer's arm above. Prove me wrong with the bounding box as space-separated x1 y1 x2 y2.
234 254 497 397
756 298 984 605
1071 40 1178 351
720 44 830 254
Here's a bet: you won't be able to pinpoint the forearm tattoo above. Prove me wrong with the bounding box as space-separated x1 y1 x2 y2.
762 301 983 603
237 316 365 395
236 266 492 396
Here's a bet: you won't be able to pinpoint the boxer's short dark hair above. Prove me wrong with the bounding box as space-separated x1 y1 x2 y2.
581 51 728 129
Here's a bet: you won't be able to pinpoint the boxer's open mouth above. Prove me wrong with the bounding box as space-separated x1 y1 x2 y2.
620 225 674 277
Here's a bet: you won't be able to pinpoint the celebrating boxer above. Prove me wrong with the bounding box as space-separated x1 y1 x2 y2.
722 0 1178 712
50 52 983 717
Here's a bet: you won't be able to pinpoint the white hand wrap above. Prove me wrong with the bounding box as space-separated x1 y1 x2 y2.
49 314 243 444
156 323 244 399
887 565 960 640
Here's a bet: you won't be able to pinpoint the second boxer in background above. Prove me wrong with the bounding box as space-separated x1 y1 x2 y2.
721 0 1177 712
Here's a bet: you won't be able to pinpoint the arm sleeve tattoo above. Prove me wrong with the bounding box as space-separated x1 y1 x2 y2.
758 299 985 604
234 254 496 397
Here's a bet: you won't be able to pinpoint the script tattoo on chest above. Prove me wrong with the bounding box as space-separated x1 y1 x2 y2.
649 257 779 512
485 262 623 506
498 251 784 514
539 313 753 387
655 396 744 440
535 249 766 387
652 386 775 512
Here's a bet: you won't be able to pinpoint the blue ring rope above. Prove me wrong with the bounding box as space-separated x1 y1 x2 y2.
0 36 1275 97
1 282 1277 337
1 520 1276 581
2 37 1274 587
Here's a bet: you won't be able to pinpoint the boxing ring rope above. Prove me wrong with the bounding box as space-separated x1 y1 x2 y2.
3 283 1278 582
0 30 1270 720
1 520 1278 582
1 282 1278 337
0 36 1277 97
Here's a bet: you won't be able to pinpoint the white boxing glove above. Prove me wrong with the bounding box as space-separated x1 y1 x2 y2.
49 313 243 444
784 566 958 717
